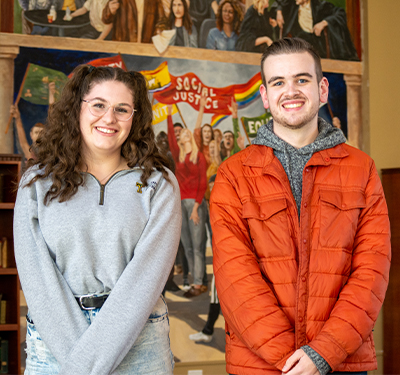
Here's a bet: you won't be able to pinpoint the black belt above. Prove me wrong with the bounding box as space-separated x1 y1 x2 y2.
76 294 109 310
25 294 109 325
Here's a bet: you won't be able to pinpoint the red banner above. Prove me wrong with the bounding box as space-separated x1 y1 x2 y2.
153 72 235 115
87 55 127 70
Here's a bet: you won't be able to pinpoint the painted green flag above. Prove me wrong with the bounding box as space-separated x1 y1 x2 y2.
241 111 272 138
21 63 68 105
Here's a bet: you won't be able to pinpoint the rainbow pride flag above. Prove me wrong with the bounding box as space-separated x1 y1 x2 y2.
234 72 262 109
211 114 228 127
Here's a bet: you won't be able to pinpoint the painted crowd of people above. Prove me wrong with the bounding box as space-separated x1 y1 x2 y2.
19 0 359 59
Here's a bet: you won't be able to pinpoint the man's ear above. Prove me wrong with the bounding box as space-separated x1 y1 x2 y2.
260 84 270 109
319 77 329 104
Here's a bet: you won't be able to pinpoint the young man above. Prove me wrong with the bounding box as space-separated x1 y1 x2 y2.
210 38 390 375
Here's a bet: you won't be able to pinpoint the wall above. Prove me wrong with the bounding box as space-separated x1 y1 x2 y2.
364 1 400 373
366 0 400 171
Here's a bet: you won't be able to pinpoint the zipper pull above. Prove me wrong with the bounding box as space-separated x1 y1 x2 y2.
100 184 105 205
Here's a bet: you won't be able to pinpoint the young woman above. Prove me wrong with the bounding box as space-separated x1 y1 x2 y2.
206 0 243 51
168 0 198 47
14 65 181 375
167 106 208 298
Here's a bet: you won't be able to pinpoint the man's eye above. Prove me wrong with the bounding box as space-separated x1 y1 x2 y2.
298 79 308 84
273 81 283 87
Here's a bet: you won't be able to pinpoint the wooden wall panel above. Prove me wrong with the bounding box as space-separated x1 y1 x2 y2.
0 0 14 33
382 168 400 374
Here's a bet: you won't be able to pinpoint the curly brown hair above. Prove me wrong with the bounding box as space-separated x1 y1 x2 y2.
216 0 244 35
26 64 171 204
169 0 193 35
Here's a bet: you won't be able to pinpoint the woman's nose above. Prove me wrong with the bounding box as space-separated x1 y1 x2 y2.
102 106 117 123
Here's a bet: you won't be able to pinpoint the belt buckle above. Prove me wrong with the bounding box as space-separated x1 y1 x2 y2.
79 293 96 310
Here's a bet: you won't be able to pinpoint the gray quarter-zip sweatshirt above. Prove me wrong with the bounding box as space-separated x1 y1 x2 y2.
14 167 182 375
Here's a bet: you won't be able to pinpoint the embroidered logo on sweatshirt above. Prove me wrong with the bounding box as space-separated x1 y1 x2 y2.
136 182 143 193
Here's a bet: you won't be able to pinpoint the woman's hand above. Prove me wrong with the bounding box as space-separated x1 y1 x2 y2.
190 204 200 225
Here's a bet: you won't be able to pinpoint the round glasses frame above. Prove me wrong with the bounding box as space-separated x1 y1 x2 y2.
82 99 136 122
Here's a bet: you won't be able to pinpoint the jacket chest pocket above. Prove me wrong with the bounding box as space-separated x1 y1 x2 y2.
319 189 366 250
242 197 294 259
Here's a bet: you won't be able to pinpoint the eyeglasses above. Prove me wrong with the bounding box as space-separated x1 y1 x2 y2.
82 99 136 121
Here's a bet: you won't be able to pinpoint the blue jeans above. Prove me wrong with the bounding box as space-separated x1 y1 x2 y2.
200 199 212 285
230 373 367 375
180 199 206 285
25 296 174 374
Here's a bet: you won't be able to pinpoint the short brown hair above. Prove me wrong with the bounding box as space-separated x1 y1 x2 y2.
260 37 323 87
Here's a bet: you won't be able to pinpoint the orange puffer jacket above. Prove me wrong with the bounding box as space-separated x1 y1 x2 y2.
210 143 391 375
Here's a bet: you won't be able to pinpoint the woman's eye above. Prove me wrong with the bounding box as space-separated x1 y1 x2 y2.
115 107 129 114
93 103 106 109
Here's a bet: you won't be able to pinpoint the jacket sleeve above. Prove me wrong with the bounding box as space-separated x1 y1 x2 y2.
210 163 295 369
307 160 391 370
60 170 182 374
14 178 90 367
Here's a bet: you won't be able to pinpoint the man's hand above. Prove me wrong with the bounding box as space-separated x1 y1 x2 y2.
276 10 284 29
282 349 319 375
313 20 328 36
108 0 120 15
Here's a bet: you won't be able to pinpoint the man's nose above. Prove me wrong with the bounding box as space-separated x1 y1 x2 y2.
285 81 300 96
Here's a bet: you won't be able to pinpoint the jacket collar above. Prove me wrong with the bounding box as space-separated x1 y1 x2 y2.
243 143 350 172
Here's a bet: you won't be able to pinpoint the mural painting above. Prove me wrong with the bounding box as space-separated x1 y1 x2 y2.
13 0 360 59
11 46 348 162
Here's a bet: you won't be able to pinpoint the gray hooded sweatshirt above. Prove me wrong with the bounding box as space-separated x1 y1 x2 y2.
252 117 347 375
